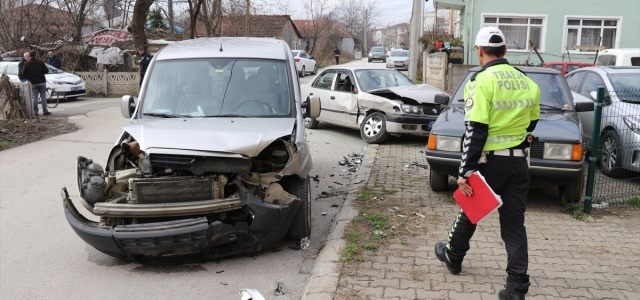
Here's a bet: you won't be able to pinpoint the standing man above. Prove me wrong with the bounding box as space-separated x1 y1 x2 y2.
22 50 51 116
137 46 151 87
46 50 61 69
18 52 30 82
333 47 341 65
433 27 540 300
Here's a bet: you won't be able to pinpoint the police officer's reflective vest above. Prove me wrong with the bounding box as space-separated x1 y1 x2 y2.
463 63 540 151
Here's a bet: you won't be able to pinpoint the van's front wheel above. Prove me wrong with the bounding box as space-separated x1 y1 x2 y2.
282 176 311 240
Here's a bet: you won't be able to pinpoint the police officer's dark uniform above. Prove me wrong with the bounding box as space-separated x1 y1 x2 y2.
137 47 151 87
434 27 541 300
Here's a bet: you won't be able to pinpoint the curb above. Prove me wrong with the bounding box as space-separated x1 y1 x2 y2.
300 144 379 300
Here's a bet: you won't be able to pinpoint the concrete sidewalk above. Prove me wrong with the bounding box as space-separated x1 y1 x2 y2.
303 140 640 300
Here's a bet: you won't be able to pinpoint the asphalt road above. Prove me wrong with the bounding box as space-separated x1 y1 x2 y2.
0 59 374 299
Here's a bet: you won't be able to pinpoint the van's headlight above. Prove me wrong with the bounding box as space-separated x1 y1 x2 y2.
401 104 420 114
623 116 640 134
544 143 582 161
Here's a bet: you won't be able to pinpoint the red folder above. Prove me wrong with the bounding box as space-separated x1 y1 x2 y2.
453 172 502 224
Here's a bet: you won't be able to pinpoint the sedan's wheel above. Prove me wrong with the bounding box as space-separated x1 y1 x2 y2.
282 176 311 240
360 112 389 144
312 64 317 75
304 117 319 129
599 130 625 178
430 169 449 191
559 164 585 203
368 58 372 63
300 66 305 78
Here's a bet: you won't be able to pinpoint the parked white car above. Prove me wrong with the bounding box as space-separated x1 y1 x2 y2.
291 50 317 77
301 66 448 144
567 66 640 178
386 50 409 70
0 59 86 99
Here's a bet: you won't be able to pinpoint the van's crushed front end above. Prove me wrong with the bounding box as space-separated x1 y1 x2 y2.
62 118 312 264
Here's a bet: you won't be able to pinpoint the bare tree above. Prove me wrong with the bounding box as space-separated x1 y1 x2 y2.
300 0 337 55
338 0 379 50
198 0 222 37
186 0 205 38
132 0 155 48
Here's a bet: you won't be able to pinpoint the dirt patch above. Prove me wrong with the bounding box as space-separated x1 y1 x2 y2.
0 117 79 151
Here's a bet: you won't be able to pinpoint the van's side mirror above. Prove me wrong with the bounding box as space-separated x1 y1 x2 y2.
302 95 321 118
575 101 594 112
121 95 136 118
434 94 450 105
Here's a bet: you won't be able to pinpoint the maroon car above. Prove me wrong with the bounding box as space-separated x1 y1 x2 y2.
538 62 595 75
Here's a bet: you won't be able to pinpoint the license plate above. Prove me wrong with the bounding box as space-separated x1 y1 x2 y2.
71 87 80 91
427 121 434 130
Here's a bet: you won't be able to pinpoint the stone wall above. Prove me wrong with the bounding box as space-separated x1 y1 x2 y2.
74 70 139 96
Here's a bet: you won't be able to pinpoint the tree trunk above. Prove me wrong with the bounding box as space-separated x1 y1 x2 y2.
189 0 205 39
167 0 175 33
132 0 155 49
74 0 89 42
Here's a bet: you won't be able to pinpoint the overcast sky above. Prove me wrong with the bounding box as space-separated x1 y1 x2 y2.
280 0 436 28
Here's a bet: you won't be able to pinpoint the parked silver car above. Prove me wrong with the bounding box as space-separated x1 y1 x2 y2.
386 50 409 70
368 46 386 63
567 66 640 178
62 37 321 263
301 66 447 143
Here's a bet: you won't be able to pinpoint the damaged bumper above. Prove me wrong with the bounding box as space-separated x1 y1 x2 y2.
62 185 301 263
385 114 437 135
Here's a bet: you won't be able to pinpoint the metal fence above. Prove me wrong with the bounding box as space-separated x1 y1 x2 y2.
584 87 640 212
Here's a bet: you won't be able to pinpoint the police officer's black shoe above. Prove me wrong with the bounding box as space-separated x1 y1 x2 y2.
434 242 461 275
498 289 525 300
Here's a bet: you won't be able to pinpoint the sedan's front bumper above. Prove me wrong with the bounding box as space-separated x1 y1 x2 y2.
62 185 301 264
50 83 86 99
385 114 437 135
425 149 584 186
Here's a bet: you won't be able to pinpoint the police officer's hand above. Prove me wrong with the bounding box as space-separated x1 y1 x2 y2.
457 177 473 196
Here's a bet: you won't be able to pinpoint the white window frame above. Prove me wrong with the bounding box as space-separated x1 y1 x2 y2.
481 13 548 53
562 15 623 54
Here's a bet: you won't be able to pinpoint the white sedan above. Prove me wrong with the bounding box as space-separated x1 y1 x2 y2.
291 50 317 77
301 66 448 144
0 59 86 99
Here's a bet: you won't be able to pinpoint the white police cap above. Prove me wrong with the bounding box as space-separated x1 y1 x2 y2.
475 27 506 47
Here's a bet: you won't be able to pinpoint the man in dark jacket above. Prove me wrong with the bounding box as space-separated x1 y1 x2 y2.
333 47 341 65
46 50 62 69
22 51 51 116
137 46 151 86
18 52 30 82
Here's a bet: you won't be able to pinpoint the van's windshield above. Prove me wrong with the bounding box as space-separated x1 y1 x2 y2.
451 71 573 109
141 59 292 118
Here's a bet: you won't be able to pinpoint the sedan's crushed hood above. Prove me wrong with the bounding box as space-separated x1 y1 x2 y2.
368 84 446 104
122 118 295 157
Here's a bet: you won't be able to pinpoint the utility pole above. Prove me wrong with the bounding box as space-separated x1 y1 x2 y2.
363 14 369 53
246 0 250 37
408 0 424 81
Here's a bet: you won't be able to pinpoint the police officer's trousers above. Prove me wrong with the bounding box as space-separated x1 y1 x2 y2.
446 154 531 295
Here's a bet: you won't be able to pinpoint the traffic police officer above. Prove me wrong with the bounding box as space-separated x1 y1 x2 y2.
434 27 540 300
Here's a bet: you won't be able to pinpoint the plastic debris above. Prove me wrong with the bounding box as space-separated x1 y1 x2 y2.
311 175 320 182
216 270 224 274
415 212 426 218
321 212 327 215
354 180 363 184
332 203 339 207
329 173 335 177
221 282 228 285
299 237 310 249
239 289 266 300
398 214 407 218
373 230 386 236
393 206 400 210
274 282 285 296
333 181 343 185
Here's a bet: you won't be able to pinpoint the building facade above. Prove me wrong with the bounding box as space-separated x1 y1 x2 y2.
435 0 640 65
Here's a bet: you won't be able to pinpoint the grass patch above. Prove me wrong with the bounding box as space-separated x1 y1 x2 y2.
371 232 385 241
342 243 358 261
367 214 387 229
0 141 10 148
345 231 360 243
364 244 377 250
561 198 587 221
628 197 640 208
358 188 378 200
444 197 456 204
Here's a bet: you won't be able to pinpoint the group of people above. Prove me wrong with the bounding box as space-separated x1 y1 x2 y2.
17 50 60 116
